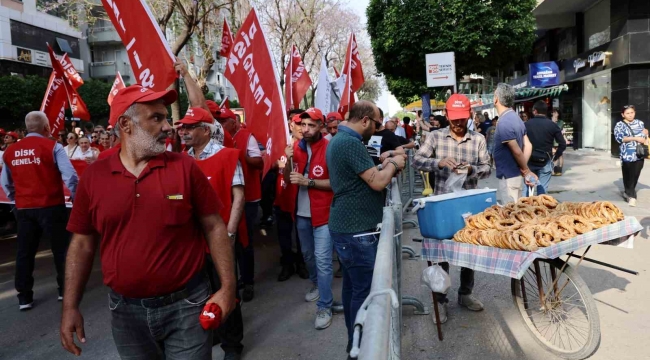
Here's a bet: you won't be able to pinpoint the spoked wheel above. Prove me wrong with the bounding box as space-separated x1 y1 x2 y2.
511 258 601 359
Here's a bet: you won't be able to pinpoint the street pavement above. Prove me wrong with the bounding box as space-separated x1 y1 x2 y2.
0 149 648 360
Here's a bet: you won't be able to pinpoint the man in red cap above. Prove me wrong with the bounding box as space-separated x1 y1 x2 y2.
1 111 78 310
178 106 246 359
324 112 342 141
61 85 236 359
285 108 341 329
215 107 263 302
412 93 491 323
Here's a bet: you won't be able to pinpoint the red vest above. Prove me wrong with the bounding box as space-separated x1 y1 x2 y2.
291 137 333 227
233 129 262 202
194 149 249 247
275 165 297 213
3 136 65 209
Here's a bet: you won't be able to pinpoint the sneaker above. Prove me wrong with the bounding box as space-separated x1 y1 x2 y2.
58 296 63 301
242 285 254 302
305 286 320 302
458 294 484 311
629 198 637 207
19 302 33 311
315 308 332 330
433 302 447 324
332 300 344 314
296 263 310 279
277 264 295 282
223 351 242 360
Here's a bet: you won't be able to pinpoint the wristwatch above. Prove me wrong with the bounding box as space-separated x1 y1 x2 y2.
228 232 236 242
308 179 316 188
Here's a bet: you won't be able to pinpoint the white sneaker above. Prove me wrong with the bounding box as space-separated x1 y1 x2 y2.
19 302 33 311
315 308 332 330
305 286 320 302
629 198 637 207
58 296 63 301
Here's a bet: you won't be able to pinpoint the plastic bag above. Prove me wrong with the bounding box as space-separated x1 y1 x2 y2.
444 171 468 193
420 265 451 294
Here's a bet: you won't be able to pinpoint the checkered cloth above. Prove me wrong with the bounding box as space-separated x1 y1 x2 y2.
421 217 642 279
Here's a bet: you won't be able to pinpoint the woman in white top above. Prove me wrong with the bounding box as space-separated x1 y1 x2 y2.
71 137 98 163
66 132 82 158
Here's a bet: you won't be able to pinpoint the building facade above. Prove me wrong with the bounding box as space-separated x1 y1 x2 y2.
0 0 84 77
513 0 650 156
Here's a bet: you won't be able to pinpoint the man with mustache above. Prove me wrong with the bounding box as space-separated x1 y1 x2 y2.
178 106 246 360
61 85 236 360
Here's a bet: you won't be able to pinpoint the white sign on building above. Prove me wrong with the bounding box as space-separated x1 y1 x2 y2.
425 52 456 88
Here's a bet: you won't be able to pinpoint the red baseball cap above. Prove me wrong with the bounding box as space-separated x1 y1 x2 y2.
6 131 18 140
177 107 214 126
326 112 343 122
445 94 471 121
206 100 220 118
0 128 6 136
291 114 302 123
213 107 237 121
109 85 177 126
300 108 324 121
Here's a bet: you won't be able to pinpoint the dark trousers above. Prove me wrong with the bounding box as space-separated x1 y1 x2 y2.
239 202 258 285
434 263 474 303
260 172 277 220
205 254 244 354
15 204 69 303
109 277 212 360
622 159 645 198
274 206 304 266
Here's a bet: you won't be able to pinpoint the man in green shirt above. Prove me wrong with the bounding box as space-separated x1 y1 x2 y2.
326 100 406 356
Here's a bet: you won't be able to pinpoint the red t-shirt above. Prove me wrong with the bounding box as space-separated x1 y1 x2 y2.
67 151 222 298
97 143 120 160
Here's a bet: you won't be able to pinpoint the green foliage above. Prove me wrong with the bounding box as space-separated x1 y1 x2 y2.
392 110 416 121
0 75 48 130
77 79 112 125
229 99 241 108
367 0 537 104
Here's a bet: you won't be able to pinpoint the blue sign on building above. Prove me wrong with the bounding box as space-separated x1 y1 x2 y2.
529 62 560 87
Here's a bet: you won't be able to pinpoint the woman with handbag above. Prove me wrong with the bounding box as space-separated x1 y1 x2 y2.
614 105 648 206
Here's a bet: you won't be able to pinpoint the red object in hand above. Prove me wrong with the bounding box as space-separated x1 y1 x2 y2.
199 303 223 330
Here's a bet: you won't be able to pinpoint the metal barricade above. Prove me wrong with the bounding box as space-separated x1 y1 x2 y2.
350 178 429 360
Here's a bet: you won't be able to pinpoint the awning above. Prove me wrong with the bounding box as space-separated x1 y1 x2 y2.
403 99 446 111
514 84 568 103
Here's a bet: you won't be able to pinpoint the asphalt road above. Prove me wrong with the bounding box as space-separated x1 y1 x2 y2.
0 150 648 360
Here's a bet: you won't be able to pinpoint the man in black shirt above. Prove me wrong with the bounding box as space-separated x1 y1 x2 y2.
364 109 405 165
524 101 567 195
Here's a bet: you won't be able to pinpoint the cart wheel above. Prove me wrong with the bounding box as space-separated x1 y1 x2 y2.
511 258 600 359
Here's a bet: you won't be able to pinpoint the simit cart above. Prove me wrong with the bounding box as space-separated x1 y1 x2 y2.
412 190 642 360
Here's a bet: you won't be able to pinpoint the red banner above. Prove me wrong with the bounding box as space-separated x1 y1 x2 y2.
219 18 234 57
223 8 290 178
101 0 177 92
58 53 84 89
47 45 90 120
107 71 126 105
40 72 67 136
338 33 365 116
284 45 311 110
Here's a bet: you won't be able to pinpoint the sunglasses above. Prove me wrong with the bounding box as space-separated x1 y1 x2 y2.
91 135 97 139
623 105 636 110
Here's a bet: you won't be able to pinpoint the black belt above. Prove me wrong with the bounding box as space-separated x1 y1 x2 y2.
114 271 207 308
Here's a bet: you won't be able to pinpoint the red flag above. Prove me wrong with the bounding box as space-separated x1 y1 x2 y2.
219 18 234 57
288 45 312 110
47 44 90 120
283 50 293 111
40 72 67 136
223 8 290 178
107 71 126 105
101 0 176 91
58 54 84 89
338 33 365 116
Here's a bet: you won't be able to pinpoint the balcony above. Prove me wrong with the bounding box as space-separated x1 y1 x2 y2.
90 61 131 80
87 26 122 44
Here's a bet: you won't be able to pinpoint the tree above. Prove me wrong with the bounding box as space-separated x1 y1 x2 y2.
367 0 537 104
77 79 112 123
0 76 48 129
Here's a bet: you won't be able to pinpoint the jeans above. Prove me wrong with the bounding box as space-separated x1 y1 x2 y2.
274 206 304 266
622 159 645 198
15 204 69 303
331 229 378 346
205 251 243 354
434 263 474 303
109 277 212 360
296 216 333 310
239 202 258 285
524 159 554 196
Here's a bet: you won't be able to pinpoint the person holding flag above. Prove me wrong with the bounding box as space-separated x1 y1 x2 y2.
177 106 246 360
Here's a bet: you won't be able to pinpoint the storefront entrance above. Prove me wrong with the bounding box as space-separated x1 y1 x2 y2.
581 72 611 151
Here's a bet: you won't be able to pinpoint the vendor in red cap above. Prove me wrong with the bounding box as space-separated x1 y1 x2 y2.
324 112 342 141
412 93 491 324
178 106 246 358
61 84 236 359
215 105 263 302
